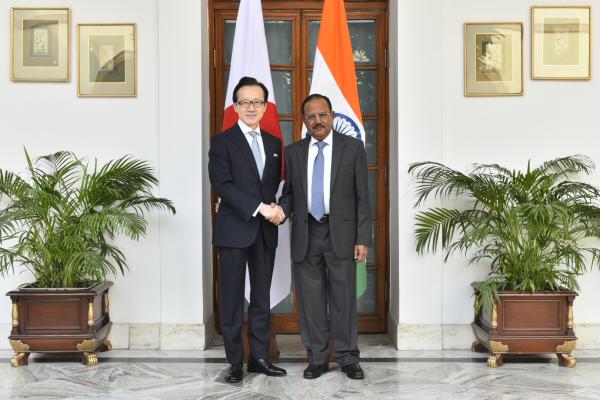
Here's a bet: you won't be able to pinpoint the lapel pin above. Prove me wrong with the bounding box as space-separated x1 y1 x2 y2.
273 153 279 158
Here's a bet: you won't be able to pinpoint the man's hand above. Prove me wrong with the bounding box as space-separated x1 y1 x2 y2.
354 245 368 262
270 203 285 225
259 203 285 225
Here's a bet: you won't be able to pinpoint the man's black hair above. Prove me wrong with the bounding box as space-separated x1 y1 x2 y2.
301 93 333 115
232 76 269 103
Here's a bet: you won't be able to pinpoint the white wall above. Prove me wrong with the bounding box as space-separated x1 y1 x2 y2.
388 0 399 329
393 0 444 327
0 0 208 328
394 0 600 329
4 0 600 345
157 0 208 325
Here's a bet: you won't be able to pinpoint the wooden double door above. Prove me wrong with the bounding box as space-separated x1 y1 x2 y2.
209 0 389 333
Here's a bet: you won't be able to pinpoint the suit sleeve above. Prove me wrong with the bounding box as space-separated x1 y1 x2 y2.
208 135 262 221
355 142 371 246
278 146 293 219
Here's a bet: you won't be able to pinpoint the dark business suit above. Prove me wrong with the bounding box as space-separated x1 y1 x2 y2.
278 131 370 366
208 123 282 364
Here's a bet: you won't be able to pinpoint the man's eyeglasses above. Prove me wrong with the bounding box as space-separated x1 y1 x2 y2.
236 100 266 109
304 112 332 123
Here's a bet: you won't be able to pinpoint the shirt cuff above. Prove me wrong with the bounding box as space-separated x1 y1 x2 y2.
252 203 262 217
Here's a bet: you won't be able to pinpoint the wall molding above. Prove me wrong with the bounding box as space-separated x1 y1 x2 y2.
0 320 214 351
389 323 600 350
2 321 599 351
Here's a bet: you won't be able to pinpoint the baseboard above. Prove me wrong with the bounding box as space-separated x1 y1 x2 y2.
203 313 215 349
396 324 443 350
109 323 131 349
574 324 600 349
442 324 477 350
0 322 214 351
113 322 212 350
387 312 399 349
389 323 600 350
4 320 599 351
0 323 10 350
160 324 206 350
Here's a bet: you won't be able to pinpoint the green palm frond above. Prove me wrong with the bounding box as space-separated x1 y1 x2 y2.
408 162 474 207
537 154 594 179
0 149 175 288
409 155 600 312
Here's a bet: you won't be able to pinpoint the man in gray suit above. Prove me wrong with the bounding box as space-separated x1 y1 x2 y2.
276 94 371 380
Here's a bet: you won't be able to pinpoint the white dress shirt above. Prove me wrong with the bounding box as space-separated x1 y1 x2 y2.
237 120 266 217
307 130 333 215
238 120 266 162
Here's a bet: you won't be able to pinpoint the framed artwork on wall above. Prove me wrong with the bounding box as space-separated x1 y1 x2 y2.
464 22 523 96
532 6 591 80
11 8 71 82
78 23 137 97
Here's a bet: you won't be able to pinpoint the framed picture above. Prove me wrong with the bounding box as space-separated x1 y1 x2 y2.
464 22 523 96
78 23 137 97
11 8 70 82
532 6 591 80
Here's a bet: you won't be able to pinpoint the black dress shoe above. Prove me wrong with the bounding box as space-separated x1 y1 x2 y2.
225 363 243 383
303 363 329 379
341 363 364 379
247 358 287 376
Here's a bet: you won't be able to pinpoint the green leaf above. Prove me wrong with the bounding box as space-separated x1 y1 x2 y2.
0 149 175 287
409 155 600 312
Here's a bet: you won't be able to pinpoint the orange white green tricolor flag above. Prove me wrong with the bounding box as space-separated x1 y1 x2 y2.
222 0 291 309
308 0 365 143
310 0 367 297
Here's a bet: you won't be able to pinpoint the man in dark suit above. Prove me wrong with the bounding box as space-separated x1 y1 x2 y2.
208 77 287 383
276 94 371 380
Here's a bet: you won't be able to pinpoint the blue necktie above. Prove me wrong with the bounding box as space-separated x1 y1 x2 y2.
311 141 327 221
249 131 264 178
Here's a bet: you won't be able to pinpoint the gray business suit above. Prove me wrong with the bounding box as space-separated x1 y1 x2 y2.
279 131 371 366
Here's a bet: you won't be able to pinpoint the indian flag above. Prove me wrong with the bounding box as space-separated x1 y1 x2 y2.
309 0 368 297
308 0 365 143
222 0 291 309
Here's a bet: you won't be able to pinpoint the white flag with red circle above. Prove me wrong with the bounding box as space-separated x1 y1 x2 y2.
223 0 291 309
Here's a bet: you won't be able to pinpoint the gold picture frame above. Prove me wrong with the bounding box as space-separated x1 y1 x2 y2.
464 22 523 96
78 23 137 97
532 6 591 80
11 7 71 82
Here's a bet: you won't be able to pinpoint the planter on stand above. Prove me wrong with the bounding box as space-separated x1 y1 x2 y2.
471 287 577 368
7 281 113 367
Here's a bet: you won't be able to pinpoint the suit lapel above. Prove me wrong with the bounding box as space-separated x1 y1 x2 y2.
232 126 261 180
330 132 345 191
260 130 277 183
299 136 311 198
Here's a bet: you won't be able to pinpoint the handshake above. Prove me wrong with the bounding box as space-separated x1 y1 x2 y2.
259 202 285 225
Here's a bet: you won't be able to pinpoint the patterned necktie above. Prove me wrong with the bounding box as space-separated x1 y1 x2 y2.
249 131 264 178
311 141 327 221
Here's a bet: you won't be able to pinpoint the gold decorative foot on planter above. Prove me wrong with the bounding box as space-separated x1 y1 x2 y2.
471 340 487 353
82 352 98 366
10 352 30 367
97 340 112 352
487 353 503 368
557 353 576 368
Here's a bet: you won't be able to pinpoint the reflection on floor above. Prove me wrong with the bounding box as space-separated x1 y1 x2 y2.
1 335 600 400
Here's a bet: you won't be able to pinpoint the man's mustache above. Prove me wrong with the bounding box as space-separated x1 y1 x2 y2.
312 124 324 129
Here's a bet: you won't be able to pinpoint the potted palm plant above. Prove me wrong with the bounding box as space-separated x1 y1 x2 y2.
408 155 600 368
0 150 175 367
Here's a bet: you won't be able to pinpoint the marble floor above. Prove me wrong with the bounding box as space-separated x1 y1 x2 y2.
1 335 600 400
